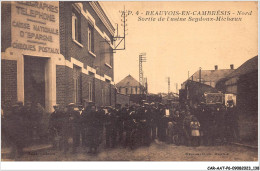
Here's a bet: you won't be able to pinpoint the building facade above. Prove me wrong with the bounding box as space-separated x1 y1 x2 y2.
1 1 116 112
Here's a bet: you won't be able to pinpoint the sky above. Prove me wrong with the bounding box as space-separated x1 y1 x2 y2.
100 1 258 94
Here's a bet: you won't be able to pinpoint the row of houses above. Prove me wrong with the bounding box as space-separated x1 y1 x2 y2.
1 2 116 112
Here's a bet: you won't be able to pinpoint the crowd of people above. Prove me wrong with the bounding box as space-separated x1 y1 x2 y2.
1 99 238 157
1 101 48 157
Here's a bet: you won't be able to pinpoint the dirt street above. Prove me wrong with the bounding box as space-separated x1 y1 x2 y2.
6 141 258 161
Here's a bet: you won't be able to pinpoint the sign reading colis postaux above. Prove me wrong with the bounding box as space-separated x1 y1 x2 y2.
11 1 60 54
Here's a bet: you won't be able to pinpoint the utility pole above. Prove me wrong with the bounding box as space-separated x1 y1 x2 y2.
199 67 202 83
139 53 146 94
144 77 148 94
168 77 170 99
113 6 127 51
176 83 178 94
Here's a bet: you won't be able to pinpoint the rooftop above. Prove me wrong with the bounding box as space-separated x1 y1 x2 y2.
181 68 234 88
116 75 141 88
225 56 258 79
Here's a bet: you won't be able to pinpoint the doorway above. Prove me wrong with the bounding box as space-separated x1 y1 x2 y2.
24 56 47 108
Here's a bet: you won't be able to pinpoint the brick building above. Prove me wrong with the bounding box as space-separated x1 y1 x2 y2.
1 2 116 112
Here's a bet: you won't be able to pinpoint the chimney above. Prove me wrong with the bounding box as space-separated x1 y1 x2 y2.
230 64 234 69
214 65 218 70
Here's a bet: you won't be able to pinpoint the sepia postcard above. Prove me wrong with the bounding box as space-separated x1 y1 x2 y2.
0 0 259 170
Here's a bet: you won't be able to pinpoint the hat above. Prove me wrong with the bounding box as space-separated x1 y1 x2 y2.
67 103 75 107
116 103 121 106
78 104 83 108
105 106 113 109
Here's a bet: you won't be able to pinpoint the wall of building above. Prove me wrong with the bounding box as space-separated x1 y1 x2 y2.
59 2 114 79
236 71 258 141
1 60 17 107
1 2 11 52
56 2 115 108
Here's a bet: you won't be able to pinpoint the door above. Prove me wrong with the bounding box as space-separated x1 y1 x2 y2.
24 56 47 107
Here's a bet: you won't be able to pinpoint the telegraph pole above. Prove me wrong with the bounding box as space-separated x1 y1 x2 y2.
139 53 146 94
168 77 170 99
113 6 127 51
199 67 202 83
176 83 178 94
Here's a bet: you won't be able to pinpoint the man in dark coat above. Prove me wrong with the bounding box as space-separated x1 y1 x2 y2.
158 104 167 142
143 103 152 145
67 103 81 153
85 104 100 154
78 104 86 148
205 106 217 146
115 104 123 145
60 106 70 154
150 103 157 141
104 106 117 148
21 102 34 140
215 104 226 144
226 100 239 142
49 104 63 150
2 104 27 157
96 106 105 146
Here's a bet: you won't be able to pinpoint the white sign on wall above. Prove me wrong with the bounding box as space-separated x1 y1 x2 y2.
11 1 60 54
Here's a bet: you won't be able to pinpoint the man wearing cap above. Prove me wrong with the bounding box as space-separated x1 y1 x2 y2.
104 106 116 148
21 102 34 140
67 103 81 153
150 103 157 141
49 104 63 150
3 103 26 157
78 104 87 148
226 100 239 142
85 104 100 154
115 104 123 145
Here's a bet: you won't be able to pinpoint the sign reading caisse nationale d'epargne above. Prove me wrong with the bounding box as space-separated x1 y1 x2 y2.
11 1 60 54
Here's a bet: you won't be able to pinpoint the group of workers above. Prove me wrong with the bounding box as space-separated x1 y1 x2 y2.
1 99 238 157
